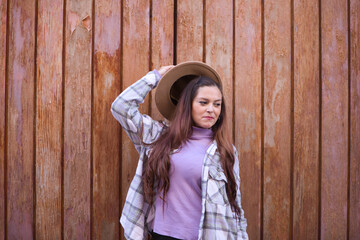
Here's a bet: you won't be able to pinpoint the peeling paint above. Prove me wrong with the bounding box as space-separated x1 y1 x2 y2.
68 11 91 34
68 10 80 34
265 77 285 147
82 15 91 31
239 109 257 152
13 8 26 57
12 62 26 113
94 14 121 56
103 71 114 95
12 7 26 113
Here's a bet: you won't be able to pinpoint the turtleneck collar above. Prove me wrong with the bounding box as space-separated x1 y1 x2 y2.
190 126 213 140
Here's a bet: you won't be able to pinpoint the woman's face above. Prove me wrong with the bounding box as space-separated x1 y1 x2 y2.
191 86 222 129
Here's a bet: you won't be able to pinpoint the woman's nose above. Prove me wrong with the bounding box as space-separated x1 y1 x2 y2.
207 105 214 112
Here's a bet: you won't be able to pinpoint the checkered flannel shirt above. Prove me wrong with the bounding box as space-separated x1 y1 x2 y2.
111 71 248 240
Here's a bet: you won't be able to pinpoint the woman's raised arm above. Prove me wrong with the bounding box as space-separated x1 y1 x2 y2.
111 70 167 153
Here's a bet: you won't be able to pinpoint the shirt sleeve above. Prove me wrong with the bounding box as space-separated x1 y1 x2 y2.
111 71 165 153
233 147 249 240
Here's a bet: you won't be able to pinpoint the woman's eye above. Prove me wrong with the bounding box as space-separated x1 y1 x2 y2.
214 103 221 107
199 101 207 105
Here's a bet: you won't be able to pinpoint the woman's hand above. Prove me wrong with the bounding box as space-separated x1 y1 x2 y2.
158 65 174 76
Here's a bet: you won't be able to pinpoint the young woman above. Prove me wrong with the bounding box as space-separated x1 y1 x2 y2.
111 63 248 240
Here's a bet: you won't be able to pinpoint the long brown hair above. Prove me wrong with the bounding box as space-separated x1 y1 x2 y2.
143 76 241 218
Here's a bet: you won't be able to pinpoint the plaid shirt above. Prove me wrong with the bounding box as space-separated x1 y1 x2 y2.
111 71 248 240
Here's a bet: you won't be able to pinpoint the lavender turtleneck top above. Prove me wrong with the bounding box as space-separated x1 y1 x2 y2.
153 126 213 240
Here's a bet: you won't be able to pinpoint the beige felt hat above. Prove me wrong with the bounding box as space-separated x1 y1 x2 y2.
155 61 222 120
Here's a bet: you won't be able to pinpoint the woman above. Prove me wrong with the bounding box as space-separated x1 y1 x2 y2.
111 62 248 240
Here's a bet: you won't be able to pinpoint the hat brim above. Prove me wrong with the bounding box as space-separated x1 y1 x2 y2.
155 61 222 120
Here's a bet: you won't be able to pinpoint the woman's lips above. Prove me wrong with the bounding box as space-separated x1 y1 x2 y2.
203 116 214 119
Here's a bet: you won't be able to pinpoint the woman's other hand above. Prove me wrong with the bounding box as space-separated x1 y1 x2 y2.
158 65 174 76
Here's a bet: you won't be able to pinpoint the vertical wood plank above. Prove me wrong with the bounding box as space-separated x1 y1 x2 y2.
0 0 7 238
177 0 203 62
122 0 150 238
64 0 92 238
35 0 63 238
93 0 121 239
321 0 348 238
150 0 174 120
263 0 291 239
349 0 360 238
205 0 233 135
6 0 36 238
293 0 320 239
234 0 262 239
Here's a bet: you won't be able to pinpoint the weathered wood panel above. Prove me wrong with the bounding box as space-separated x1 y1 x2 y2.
35 0 63 238
293 0 320 239
150 0 174 120
205 0 233 136
349 0 360 238
93 0 121 239
7 0 36 238
263 0 291 239
64 0 92 238
0 0 7 238
122 0 150 238
321 0 349 238
234 0 262 239
177 0 203 62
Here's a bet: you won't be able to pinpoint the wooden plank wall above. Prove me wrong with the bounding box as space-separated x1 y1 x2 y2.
6 1 36 239
0 0 7 238
293 0 320 238
0 0 359 239
0 0 6 239
36 0 63 238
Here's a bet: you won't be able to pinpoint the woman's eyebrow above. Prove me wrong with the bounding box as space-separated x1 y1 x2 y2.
196 97 222 102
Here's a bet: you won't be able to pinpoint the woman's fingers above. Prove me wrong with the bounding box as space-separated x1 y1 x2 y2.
158 65 174 76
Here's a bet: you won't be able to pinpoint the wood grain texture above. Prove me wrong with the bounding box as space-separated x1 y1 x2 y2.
205 0 233 136
35 0 63 238
0 0 7 238
234 0 262 239
93 0 121 239
177 0 203 62
321 0 349 238
349 0 360 238
64 0 92 239
1 2 359 239
150 0 174 121
122 0 150 238
293 0 320 239
6 0 36 238
263 0 291 239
